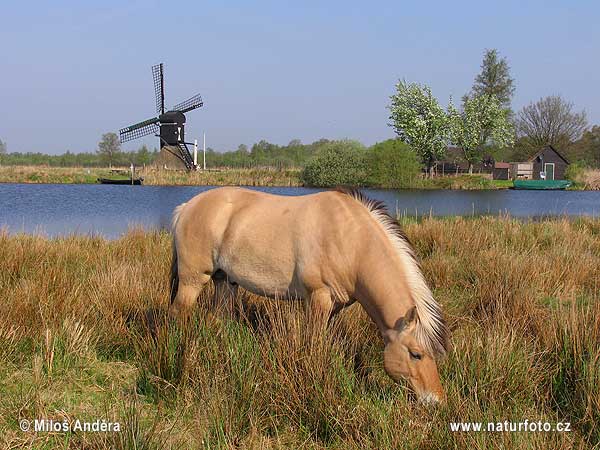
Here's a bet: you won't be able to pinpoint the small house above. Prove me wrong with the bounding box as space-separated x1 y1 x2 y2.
493 145 570 181
527 145 569 180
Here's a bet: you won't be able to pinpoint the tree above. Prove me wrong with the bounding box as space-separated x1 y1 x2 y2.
468 49 515 109
566 125 600 167
136 145 151 165
0 139 6 164
516 95 588 151
236 144 248 154
97 133 121 168
448 95 514 173
388 81 449 178
366 139 421 188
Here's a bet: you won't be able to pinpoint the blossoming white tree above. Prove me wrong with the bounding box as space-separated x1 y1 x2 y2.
388 81 449 178
448 95 514 174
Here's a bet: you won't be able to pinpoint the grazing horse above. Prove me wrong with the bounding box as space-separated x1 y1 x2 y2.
169 187 448 403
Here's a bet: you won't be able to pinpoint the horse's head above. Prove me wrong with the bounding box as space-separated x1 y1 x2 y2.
382 306 446 404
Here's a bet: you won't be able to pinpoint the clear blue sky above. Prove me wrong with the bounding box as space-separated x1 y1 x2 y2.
1 0 599 154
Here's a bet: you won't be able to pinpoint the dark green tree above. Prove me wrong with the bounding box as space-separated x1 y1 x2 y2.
468 49 515 109
566 125 600 167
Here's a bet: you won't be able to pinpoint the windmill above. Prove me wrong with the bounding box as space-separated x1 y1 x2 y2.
119 63 203 170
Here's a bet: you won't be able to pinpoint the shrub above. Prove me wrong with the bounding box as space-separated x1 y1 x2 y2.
565 162 585 182
301 140 367 187
366 139 422 188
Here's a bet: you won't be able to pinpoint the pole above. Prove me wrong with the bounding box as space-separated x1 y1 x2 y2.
193 139 198 168
203 132 206 171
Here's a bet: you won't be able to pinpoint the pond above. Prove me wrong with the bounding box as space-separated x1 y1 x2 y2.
1 183 599 238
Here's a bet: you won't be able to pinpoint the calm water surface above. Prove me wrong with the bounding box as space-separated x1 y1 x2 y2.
1 183 599 238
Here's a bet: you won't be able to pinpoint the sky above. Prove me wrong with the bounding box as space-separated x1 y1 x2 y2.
1 0 599 154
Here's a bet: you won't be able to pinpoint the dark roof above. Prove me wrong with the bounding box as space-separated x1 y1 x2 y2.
527 145 570 165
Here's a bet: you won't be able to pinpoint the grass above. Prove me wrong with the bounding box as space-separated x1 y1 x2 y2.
141 166 303 187
580 169 600 190
0 165 304 187
1 217 599 448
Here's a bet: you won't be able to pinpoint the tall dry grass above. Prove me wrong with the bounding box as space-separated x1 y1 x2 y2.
581 169 600 190
0 165 303 187
141 166 303 187
0 218 599 448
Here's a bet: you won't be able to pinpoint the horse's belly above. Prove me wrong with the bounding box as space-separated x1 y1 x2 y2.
231 268 305 299
217 256 306 300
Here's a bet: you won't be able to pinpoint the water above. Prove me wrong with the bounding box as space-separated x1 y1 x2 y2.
1 183 599 238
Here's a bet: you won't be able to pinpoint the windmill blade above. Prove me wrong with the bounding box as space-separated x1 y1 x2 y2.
119 117 159 143
152 63 165 115
172 93 203 114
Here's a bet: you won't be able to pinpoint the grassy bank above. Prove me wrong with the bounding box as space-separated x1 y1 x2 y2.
0 165 509 189
1 217 599 448
0 165 304 187
2 165 599 190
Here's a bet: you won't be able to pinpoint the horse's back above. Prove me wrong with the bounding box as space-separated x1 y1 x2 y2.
174 187 372 298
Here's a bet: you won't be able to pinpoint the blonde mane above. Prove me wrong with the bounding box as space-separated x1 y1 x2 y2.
338 188 448 359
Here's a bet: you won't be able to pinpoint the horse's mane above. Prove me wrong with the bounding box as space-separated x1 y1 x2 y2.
336 187 448 359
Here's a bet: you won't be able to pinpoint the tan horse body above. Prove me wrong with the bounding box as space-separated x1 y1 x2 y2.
169 187 448 402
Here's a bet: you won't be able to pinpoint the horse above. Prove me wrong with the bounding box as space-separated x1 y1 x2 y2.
169 186 448 403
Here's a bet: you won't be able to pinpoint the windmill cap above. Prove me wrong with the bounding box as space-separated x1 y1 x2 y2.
159 111 186 123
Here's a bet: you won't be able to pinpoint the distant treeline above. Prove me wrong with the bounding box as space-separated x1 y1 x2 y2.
0 139 332 169
0 147 160 168
1 128 598 176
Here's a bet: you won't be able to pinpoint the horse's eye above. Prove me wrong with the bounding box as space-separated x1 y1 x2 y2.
409 349 422 360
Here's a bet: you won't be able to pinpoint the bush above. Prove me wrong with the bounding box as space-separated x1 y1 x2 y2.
565 162 585 182
366 139 422 188
301 140 367 187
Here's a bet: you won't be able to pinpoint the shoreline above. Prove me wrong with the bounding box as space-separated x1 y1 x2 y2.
0 165 593 190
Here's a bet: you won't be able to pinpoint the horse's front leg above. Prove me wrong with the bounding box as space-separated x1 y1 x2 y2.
306 288 334 332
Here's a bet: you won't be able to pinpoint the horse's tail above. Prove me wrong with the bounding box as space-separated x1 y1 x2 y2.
169 202 187 304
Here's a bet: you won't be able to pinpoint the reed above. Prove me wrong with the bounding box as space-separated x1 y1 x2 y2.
0 217 598 448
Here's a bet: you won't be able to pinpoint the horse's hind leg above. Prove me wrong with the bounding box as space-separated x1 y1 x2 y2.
170 273 211 319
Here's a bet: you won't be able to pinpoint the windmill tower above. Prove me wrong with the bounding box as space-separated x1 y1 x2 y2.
119 63 203 170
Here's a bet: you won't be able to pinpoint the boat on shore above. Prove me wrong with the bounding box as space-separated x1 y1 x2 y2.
513 180 571 190
97 177 144 185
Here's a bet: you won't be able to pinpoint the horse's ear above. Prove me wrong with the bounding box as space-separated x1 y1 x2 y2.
394 306 417 332
405 306 417 324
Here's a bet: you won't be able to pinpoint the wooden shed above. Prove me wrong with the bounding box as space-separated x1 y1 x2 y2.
528 145 570 180
492 162 510 180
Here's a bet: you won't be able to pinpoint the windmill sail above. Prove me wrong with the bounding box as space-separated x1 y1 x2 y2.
152 63 165 115
172 93 203 114
119 117 159 143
